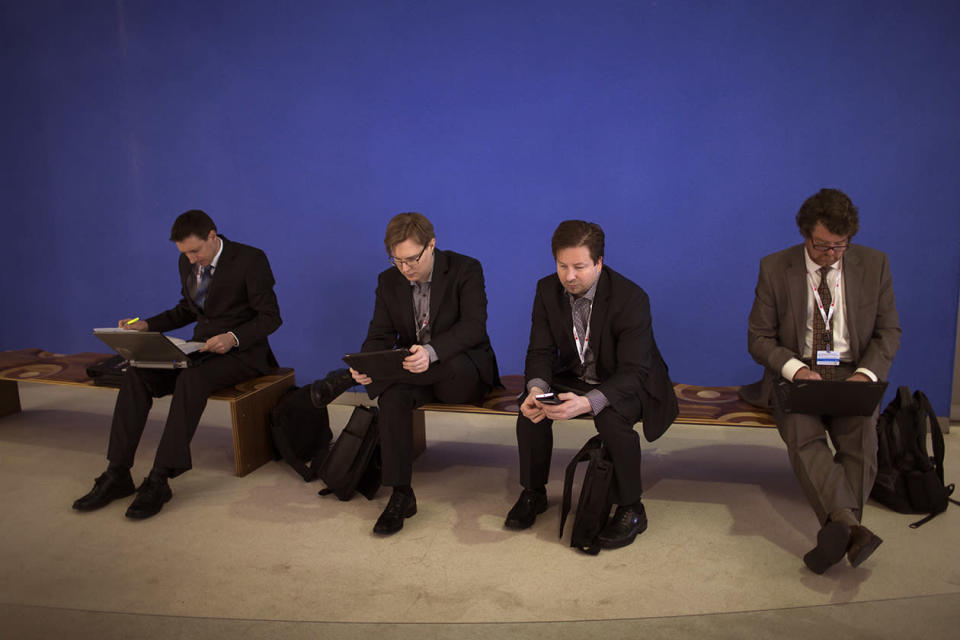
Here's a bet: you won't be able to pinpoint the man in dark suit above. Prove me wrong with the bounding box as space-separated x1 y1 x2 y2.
743 188 900 573
73 209 282 519
505 220 677 550
349 212 499 535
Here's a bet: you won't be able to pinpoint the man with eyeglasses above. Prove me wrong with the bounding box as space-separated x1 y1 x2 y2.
743 188 900 574
349 212 500 535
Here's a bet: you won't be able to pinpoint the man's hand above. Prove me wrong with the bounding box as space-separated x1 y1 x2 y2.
201 333 237 354
543 392 592 421
794 367 822 381
520 387 547 423
846 372 871 382
350 367 372 386
118 318 148 331
402 344 431 374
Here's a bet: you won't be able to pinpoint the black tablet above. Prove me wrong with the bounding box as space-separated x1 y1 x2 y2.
342 349 411 379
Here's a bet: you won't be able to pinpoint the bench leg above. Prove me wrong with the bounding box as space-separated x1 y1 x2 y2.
229 376 296 477
0 380 22 419
411 410 426 460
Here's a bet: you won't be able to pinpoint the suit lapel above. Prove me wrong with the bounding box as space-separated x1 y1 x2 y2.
427 249 448 335
203 236 232 314
587 269 610 359
785 246 808 353
553 277 575 358
841 246 863 359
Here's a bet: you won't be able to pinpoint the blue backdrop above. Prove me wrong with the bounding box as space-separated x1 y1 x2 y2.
2 1 958 412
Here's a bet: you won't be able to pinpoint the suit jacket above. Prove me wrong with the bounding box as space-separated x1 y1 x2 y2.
145 236 282 375
361 249 500 396
743 243 901 408
524 266 677 442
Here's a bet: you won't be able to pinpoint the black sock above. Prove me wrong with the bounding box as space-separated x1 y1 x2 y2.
107 463 130 477
393 485 414 497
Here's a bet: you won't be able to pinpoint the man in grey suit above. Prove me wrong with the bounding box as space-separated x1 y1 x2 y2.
743 188 900 574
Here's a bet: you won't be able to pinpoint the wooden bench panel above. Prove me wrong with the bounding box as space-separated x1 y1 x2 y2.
407 374 775 458
0 349 294 477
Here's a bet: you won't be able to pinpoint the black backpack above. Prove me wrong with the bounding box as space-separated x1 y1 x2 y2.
871 387 958 527
317 405 382 501
559 435 615 555
269 385 332 482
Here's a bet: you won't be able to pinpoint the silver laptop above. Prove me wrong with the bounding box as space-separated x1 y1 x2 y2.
93 329 206 369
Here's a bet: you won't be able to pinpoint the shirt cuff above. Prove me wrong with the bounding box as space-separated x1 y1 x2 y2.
585 389 609 416
527 378 550 394
854 367 878 382
782 358 807 382
228 331 240 347
423 344 438 363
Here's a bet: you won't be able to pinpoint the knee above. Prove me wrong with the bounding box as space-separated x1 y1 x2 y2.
378 386 416 412
173 369 213 397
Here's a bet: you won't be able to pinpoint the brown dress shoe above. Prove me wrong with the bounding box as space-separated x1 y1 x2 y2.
847 525 883 567
803 520 851 574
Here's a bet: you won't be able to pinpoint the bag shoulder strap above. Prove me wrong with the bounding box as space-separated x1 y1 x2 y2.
914 390 946 484
559 435 604 539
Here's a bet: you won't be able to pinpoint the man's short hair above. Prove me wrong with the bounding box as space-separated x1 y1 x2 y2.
384 212 435 254
170 209 217 242
551 220 605 263
795 189 859 239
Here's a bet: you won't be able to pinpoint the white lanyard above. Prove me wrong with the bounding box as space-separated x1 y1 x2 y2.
573 319 591 364
807 266 841 330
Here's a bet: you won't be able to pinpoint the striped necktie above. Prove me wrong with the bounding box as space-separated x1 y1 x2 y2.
194 265 213 308
811 265 834 380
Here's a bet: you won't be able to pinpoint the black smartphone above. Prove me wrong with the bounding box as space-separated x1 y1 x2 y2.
535 392 562 405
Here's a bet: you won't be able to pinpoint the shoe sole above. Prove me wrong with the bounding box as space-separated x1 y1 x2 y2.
803 521 851 574
124 490 172 520
848 534 883 568
599 520 648 549
373 504 417 535
504 501 547 530
72 486 136 512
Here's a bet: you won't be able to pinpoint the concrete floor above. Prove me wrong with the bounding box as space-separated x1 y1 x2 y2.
1 383 958 639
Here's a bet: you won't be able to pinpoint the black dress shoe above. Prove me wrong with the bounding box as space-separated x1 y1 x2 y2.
373 491 417 535
125 472 173 519
310 369 355 407
73 469 136 511
847 525 882 568
504 489 548 530
598 503 648 549
803 520 851 574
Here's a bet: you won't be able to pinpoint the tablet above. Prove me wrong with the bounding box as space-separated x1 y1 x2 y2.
342 349 411 379
774 379 888 416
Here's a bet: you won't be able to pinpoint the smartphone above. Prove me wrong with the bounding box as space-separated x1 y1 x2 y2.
535 392 562 405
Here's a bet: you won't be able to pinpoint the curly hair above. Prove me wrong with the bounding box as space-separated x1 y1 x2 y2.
796 189 859 239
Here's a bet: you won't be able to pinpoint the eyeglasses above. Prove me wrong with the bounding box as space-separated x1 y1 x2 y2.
389 244 428 268
811 242 849 253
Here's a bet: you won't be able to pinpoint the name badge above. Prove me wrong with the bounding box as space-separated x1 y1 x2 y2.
816 350 840 366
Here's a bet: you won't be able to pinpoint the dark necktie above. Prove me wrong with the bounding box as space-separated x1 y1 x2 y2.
811 265 834 380
194 265 213 309
572 296 592 377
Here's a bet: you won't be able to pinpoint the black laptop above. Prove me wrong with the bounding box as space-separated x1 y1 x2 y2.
774 379 888 416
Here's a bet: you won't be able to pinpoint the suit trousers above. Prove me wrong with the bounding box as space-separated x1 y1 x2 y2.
516 380 644 505
374 352 487 486
107 354 258 476
773 365 879 525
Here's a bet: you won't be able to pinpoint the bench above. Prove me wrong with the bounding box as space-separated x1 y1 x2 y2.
405 374 776 458
0 349 295 477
